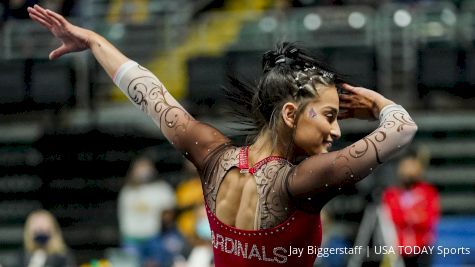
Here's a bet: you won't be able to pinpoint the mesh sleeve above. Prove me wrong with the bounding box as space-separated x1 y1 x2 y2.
113 60 229 170
288 104 418 199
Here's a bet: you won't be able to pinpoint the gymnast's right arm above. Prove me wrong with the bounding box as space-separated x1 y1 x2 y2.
27 5 229 170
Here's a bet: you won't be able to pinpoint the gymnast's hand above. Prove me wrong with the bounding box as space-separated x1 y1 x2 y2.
338 83 394 120
28 4 92 60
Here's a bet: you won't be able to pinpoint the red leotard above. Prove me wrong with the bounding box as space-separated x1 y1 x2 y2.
206 203 321 266
205 146 322 267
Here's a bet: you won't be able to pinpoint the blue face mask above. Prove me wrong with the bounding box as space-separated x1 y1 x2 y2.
195 218 211 241
33 232 51 246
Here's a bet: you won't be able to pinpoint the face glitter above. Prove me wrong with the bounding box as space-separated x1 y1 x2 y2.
309 108 317 119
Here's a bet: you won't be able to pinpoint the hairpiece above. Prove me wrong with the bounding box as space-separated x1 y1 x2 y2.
275 55 286 64
319 70 334 79
286 48 299 58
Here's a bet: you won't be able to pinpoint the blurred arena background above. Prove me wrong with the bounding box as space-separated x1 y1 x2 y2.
0 0 475 266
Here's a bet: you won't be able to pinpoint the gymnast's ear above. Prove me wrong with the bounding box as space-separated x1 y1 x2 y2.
281 102 298 128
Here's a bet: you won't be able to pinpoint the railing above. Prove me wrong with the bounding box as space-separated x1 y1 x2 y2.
1 1 475 109
217 1 472 108
0 0 200 108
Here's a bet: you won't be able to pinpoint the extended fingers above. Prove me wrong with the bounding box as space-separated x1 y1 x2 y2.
339 93 354 101
28 9 52 28
46 9 69 27
339 102 354 109
33 5 51 20
33 5 62 27
341 83 357 91
339 93 361 106
30 5 58 27
28 6 51 23
342 83 368 95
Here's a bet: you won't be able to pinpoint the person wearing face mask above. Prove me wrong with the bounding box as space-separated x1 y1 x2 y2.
382 154 440 267
16 210 76 267
186 204 213 267
118 156 176 266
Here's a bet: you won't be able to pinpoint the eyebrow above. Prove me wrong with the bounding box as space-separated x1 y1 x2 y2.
323 106 339 114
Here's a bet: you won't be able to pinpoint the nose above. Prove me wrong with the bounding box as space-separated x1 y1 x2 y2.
331 121 341 140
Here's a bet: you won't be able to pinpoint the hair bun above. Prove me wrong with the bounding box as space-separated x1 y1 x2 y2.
262 49 298 72
275 55 286 64
262 50 278 71
262 43 317 72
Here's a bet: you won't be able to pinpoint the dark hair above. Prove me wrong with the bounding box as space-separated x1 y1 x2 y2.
225 42 343 145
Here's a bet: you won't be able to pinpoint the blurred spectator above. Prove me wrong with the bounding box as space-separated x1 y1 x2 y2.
186 204 213 267
16 209 76 267
158 209 189 267
314 209 352 267
175 161 203 243
175 161 214 267
382 155 440 267
106 0 149 24
118 156 176 266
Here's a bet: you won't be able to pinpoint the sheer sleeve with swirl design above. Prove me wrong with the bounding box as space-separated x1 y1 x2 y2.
287 104 418 202
113 61 230 170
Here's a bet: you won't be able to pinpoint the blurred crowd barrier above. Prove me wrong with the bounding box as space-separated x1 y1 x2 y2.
0 1 475 110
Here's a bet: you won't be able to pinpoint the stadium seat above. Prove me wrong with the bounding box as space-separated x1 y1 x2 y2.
30 59 75 105
0 60 26 104
225 50 263 82
417 45 461 94
186 56 226 112
325 46 377 89
464 48 475 92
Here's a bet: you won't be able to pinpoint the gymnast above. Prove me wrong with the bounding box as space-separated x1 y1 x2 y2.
28 4 417 266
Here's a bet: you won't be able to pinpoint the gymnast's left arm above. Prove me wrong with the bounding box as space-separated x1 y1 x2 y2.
287 86 418 203
27 5 230 170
